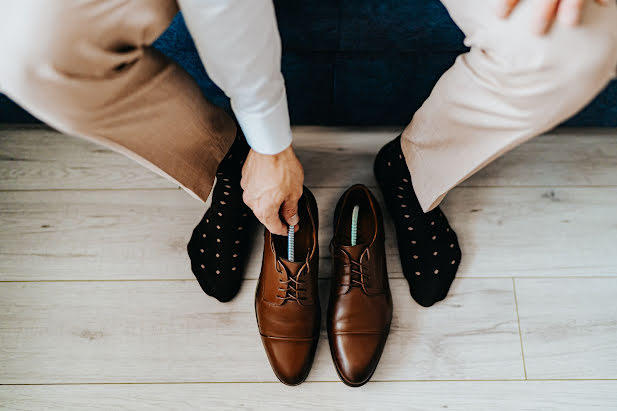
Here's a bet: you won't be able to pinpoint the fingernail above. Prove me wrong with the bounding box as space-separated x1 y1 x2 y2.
289 214 300 226
533 16 549 35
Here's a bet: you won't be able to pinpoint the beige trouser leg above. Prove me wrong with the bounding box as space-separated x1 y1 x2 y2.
402 0 617 212
0 0 237 201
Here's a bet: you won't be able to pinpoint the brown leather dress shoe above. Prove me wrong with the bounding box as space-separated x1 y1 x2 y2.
255 187 320 386
328 184 393 387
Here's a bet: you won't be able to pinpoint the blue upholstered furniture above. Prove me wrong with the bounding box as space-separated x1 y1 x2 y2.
1 0 615 126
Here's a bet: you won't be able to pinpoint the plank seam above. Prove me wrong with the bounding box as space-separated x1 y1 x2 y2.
512 278 528 380
2 378 617 386
2 275 617 283
2 185 617 193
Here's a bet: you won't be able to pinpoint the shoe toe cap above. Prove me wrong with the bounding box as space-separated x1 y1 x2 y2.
331 333 386 387
261 336 316 386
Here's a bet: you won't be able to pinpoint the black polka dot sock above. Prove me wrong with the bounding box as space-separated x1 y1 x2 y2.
373 135 462 307
187 131 258 302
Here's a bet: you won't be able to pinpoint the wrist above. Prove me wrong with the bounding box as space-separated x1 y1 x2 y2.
252 145 295 161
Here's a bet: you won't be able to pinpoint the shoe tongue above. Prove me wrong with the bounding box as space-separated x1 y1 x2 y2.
278 258 305 277
339 244 368 261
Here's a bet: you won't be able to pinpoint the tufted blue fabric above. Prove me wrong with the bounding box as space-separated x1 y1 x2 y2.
1 0 615 125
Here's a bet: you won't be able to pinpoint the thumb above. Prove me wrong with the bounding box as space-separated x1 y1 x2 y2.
280 198 300 229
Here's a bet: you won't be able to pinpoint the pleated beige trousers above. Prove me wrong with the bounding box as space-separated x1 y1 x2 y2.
0 0 237 202
402 0 617 211
1 0 616 209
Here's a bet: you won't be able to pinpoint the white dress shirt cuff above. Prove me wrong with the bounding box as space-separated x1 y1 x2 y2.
232 92 293 155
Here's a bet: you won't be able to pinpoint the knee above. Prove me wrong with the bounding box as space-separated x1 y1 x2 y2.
494 3 617 88
546 27 617 88
0 15 43 94
1 9 76 104
479 6 617 125
0 2 151 134
534 26 616 117
1 2 148 95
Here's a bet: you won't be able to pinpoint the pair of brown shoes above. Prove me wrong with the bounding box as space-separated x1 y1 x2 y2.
255 185 393 386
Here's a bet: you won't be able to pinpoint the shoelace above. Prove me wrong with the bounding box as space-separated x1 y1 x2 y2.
275 254 310 303
340 248 371 289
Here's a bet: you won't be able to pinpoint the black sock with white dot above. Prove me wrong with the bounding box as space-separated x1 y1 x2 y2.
187 132 257 302
374 135 461 307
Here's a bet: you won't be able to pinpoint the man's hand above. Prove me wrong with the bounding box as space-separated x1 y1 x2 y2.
241 146 304 236
498 0 608 35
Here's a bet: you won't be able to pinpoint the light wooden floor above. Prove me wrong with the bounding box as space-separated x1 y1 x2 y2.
1 125 616 410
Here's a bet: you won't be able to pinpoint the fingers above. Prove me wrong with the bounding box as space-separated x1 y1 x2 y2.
239 145 305 236
280 197 300 230
558 0 608 27
242 191 286 236
498 0 520 18
261 204 288 236
247 194 302 236
558 0 584 25
248 198 301 236
501 0 604 35
534 0 560 35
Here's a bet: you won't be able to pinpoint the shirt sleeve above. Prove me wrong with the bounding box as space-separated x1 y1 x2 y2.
177 0 292 155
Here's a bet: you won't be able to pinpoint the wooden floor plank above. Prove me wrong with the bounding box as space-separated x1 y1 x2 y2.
444 186 617 277
0 278 522 384
0 127 176 190
2 381 617 411
515 278 617 379
2 126 616 191
2 127 616 408
293 127 617 189
0 190 204 281
1 186 616 281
